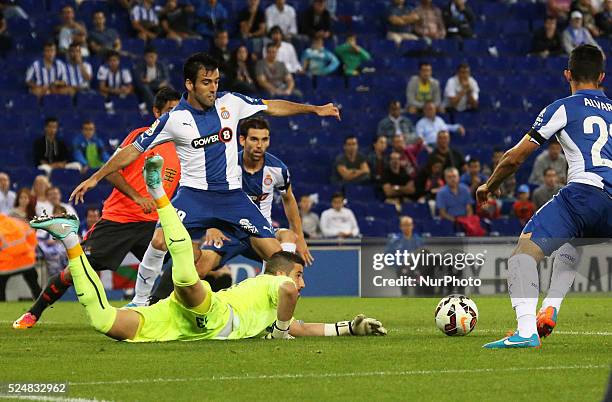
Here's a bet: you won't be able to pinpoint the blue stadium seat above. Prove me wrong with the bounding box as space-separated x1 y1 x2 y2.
401 202 432 220
489 217 523 236
50 169 82 187
41 94 74 111
420 218 455 237
358 217 393 237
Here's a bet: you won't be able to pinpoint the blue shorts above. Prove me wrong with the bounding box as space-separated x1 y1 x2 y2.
201 233 263 266
166 186 276 241
523 183 612 255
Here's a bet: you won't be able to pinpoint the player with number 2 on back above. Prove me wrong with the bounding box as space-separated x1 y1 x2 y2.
70 53 340 287
477 44 612 349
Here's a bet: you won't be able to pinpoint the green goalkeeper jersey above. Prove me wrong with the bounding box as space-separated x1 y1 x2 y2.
127 274 294 342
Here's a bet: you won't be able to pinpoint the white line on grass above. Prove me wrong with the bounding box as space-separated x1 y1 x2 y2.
415 328 612 336
0 321 62 325
0 396 110 402
72 364 609 386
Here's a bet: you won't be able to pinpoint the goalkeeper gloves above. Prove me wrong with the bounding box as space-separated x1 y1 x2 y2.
264 319 294 339
325 314 387 336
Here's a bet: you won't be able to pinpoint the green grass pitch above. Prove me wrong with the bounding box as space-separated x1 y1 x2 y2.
0 296 610 401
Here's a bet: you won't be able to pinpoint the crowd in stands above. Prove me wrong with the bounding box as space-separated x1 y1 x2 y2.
0 0 610 246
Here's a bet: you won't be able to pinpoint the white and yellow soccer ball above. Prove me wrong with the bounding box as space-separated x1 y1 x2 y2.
434 294 479 336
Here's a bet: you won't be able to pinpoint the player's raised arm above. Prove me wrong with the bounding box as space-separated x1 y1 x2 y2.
263 99 340 120
476 135 539 206
70 143 142 204
288 315 387 337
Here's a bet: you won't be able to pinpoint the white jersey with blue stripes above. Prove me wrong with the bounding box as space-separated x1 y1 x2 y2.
240 151 290 225
134 92 267 191
530 88 612 196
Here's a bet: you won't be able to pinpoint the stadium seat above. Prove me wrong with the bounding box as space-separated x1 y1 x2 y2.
420 218 455 237
41 94 74 111
489 217 523 236
400 203 432 220
76 93 106 111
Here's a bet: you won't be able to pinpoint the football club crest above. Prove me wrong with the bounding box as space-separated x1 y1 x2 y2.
264 175 273 186
220 108 230 119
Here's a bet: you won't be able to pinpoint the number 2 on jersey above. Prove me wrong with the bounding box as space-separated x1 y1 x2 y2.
584 116 612 168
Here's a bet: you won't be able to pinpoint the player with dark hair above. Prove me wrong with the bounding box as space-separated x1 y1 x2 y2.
477 45 611 349
30 155 386 341
13 87 182 329
70 53 339 305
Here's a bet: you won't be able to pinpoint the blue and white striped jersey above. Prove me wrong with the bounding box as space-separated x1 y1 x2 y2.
530 89 612 196
25 59 67 86
96 65 132 89
65 61 92 89
130 4 159 24
134 92 268 191
240 151 291 224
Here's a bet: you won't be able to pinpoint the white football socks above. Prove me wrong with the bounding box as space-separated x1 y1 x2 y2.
541 243 579 312
508 254 539 338
132 243 167 305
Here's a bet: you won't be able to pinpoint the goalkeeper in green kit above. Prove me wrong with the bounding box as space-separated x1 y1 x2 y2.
30 155 387 342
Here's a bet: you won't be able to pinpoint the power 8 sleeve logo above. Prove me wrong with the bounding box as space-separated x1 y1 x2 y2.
191 127 233 149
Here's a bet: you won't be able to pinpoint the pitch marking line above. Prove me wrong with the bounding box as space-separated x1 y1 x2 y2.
414 328 612 336
0 396 110 402
72 364 609 386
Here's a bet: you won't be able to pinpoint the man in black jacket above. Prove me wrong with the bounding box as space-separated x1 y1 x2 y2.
133 46 170 112
530 16 563 57
33 117 80 175
442 0 475 39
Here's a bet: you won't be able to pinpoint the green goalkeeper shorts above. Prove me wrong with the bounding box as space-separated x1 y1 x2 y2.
126 281 233 342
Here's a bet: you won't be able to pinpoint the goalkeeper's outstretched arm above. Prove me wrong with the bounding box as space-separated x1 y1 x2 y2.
289 315 387 337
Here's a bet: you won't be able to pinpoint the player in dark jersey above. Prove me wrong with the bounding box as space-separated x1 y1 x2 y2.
13 88 182 329
477 45 612 349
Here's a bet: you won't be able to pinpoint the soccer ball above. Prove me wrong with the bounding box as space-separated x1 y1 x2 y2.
434 294 479 336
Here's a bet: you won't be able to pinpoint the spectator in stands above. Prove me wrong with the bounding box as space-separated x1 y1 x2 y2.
596 0 612 36
377 100 417 144
81 206 101 238
533 168 563 209
194 0 227 39
0 172 15 214
133 46 170 112
416 155 445 201
10 188 36 221
46 186 77 217
97 50 134 114
332 135 370 184
443 0 475 39
460 158 487 195
562 11 599 54
531 16 564 57
435 167 473 223
32 175 51 216
265 0 298 40
0 1 28 20
56 5 88 57
334 33 371 76
320 192 360 238
386 216 422 252
428 130 464 171
210 29 231 75
302 34 339 76
513 184 535 225
72 120 110 173
238 0 266 51
443 63 479 112
414 0 446 40
382 151 416 206
159 0 198 41
572 0 601 36
256 43 301 97
33 118 80 175
368 135 389 185
88 11 122 56
299 0 332 40
416 102 464 145
265 25 302 74
386 0 420 45
548 0 572 21
528 139 567 185
26 42 70 99
476 192 500 220
391 134 423 178
131 0 161 41
406 62 442 114
0 10 11 57
227 45 258 94
299 195 320 238
64 43 93 95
